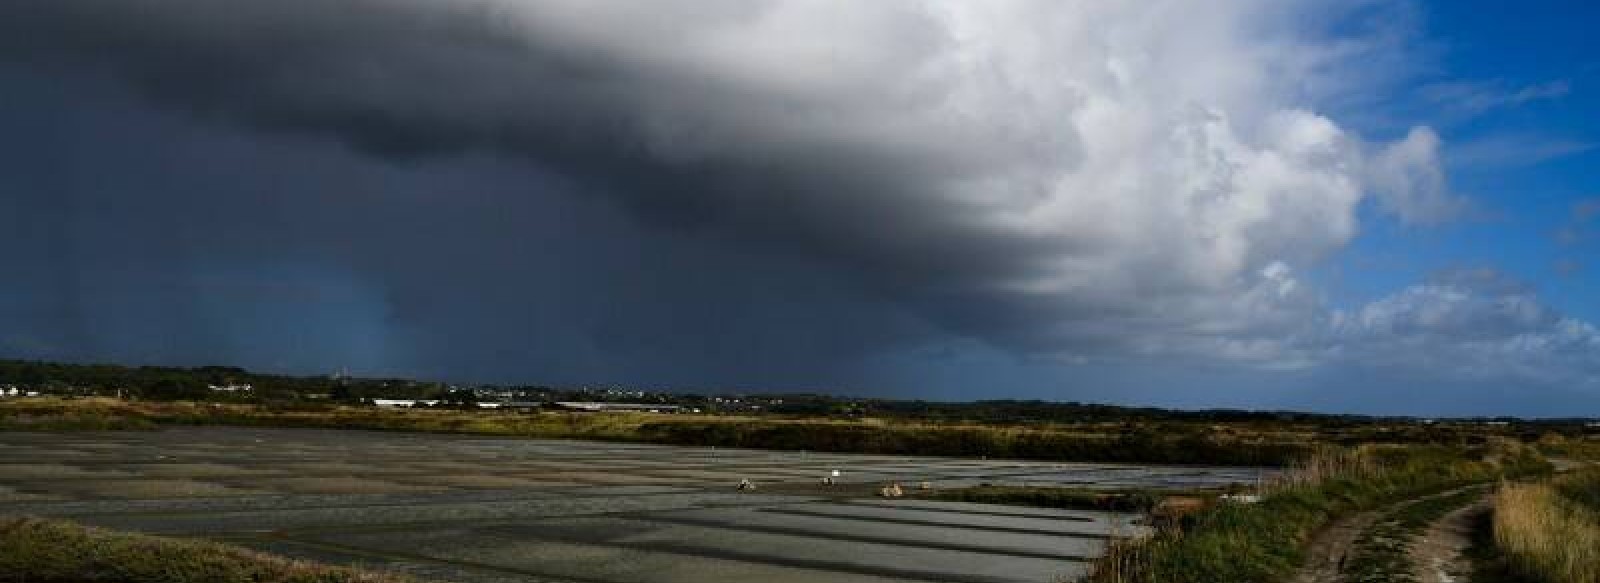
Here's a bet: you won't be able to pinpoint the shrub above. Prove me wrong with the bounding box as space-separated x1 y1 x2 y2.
1551 466 1600 513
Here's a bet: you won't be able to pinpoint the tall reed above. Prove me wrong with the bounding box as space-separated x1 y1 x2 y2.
1493 477 1600 583
1260 444 1379 495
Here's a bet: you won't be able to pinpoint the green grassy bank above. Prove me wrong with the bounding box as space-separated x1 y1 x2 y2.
0 516 410 583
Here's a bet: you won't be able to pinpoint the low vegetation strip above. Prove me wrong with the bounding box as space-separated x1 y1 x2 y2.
1083 443 1549 583
1340 485 1487 583
926 485 1171 513
1492 467 1600 583
636 419 1305 465
0 409 155 431
0 516 412 583
0 398 1312 465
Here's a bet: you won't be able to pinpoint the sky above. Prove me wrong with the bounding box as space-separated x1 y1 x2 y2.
1 0 1597 416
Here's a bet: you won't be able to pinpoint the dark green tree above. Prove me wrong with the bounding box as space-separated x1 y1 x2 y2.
142 377 210 401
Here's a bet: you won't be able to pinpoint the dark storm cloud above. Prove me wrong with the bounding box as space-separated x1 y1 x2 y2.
0 0 1315 359
2 0 1597 410
0 0 1047 283
0 73 945 388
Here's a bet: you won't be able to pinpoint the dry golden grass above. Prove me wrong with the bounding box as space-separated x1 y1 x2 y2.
1493 480 1600 583
1260 444 1380 495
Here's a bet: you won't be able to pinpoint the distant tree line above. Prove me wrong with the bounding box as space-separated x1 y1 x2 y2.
0 359 443 403
763 394 1362 424
1 359 1594 440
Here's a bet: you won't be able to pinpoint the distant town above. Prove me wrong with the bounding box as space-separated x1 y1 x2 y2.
3 358 1598 430
0 358 804 414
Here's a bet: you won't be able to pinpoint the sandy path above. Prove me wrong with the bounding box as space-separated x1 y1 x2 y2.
1288 509 1384 583
1408 496 1490 583
1288 486 1486 583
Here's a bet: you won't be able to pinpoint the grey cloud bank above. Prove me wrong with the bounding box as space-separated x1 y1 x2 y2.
0 0 1595 413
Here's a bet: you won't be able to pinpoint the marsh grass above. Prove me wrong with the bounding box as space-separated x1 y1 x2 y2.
0 411 155 431
1535 433 1600 462
1259 444 1380 495
1550 466 1600 512
0 398 1312 465
1084 442 1549 583
1492 468 1600 583
0 516 413 583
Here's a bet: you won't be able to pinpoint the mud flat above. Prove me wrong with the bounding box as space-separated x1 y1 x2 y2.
0 427 1265 583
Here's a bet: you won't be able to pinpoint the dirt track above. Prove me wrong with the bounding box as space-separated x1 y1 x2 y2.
1289 509 1384 583
1408 497 1489 583
1288 487 1489 583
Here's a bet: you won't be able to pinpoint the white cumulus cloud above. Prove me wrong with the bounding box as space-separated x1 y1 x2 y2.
1327 273 1600 387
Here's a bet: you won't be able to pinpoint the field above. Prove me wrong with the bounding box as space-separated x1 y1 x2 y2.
0 426 1278 583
